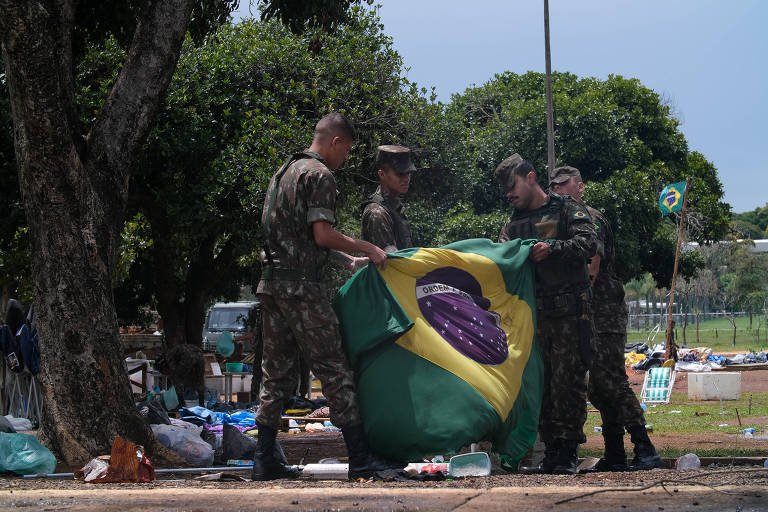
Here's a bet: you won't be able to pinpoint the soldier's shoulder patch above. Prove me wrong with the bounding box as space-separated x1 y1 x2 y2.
594 221 601 232
573 211 587 219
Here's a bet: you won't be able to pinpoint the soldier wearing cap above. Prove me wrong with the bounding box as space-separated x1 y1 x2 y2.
361 145 416 252
549 165 662 472
494 154 597 475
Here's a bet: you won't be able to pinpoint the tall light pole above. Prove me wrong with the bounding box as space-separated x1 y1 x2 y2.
544 0 555 174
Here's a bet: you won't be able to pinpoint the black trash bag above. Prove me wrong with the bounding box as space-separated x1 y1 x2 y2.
137 398 171 425
634 357 662 371
0 415 15 433
222 423 288 464
285 395 318 412
625 342 649 354
200 428 225 465
223 423 256 461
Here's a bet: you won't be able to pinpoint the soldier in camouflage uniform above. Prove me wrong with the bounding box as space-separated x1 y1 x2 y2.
550 166 662 472
361 145 416 252
253 113 400 481
494 154 597 475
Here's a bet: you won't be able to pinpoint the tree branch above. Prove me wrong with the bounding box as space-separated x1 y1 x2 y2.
87 0 195 179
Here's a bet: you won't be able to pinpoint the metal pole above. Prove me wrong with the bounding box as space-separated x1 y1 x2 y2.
544 0 555 174
664 177 691 359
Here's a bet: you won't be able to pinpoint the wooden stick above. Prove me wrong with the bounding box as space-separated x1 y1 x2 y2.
735 407 742 426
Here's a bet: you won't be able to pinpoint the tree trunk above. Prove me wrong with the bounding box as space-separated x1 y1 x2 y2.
0 0 193 467
726 315 736 347
696 312 700 344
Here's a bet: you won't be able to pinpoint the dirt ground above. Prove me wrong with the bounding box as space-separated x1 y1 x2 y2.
2 368 767 511
3 468 768 511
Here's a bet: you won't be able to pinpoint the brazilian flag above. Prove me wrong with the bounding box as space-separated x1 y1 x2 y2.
333 238 542 468
658 180 687 217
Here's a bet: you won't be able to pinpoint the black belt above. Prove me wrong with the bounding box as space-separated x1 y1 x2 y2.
536 288 591 311
261 265 323 282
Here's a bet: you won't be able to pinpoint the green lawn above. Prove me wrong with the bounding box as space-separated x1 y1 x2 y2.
627 315 768 353
582 392 768 457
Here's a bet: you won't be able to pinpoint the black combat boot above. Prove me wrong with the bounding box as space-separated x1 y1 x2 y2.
627 424 662 470
518 443 557 474
550 440 579 475
342 425 404 480
581 431 628 473
251 424 301 481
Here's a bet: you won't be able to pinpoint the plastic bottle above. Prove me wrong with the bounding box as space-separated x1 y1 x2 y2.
675 453 701 470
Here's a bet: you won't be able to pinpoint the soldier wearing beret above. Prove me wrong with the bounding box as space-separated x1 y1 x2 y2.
253 113 400 481
550 165 661 472
495 154 598 475
361 145 416 252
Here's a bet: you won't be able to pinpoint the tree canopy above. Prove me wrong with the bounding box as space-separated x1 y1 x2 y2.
426 71 730 286
87 7 442 338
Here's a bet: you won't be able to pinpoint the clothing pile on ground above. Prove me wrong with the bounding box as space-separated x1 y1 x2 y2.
136 392 329 467
624 342 666 371
625 341 768 372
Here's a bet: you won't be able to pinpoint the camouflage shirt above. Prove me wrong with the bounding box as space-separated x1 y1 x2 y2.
257 151 337 298
585 205 627 334
361 186 413 252
498 192 597 296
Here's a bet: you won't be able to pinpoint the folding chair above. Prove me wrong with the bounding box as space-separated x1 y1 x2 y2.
3 368 42 423
640 366 676 404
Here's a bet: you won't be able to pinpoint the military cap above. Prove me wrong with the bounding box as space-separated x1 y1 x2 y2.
376 145 416 174
494 153 525 191
549 165 582 184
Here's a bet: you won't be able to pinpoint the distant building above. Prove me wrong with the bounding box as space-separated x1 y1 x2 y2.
684 239 768 253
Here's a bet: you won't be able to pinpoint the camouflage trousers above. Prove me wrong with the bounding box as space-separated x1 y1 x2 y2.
588 332 646 436
536 308 594 444
254 292 361 429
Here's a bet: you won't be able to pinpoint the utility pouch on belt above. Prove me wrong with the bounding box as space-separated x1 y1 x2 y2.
261 265 322 282
578 289 594 368
536 292 580 318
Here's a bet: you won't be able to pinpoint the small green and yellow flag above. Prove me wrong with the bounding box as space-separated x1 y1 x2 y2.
333 238 542 468
659 180 687 217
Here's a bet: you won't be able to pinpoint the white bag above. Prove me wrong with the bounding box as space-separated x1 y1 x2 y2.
151 424 214 466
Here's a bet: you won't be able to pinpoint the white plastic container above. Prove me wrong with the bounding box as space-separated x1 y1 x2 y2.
301 463 349 480
687 372 741 400
448 452 491 477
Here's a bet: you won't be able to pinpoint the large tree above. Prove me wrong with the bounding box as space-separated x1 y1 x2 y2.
0 0 201 467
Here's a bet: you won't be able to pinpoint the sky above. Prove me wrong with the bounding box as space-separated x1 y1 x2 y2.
233 1 767 214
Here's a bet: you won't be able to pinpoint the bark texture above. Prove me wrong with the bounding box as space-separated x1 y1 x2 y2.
0 0 194 467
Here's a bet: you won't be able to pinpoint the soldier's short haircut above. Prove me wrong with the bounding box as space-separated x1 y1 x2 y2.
314 112 356 142
510 160 535 179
